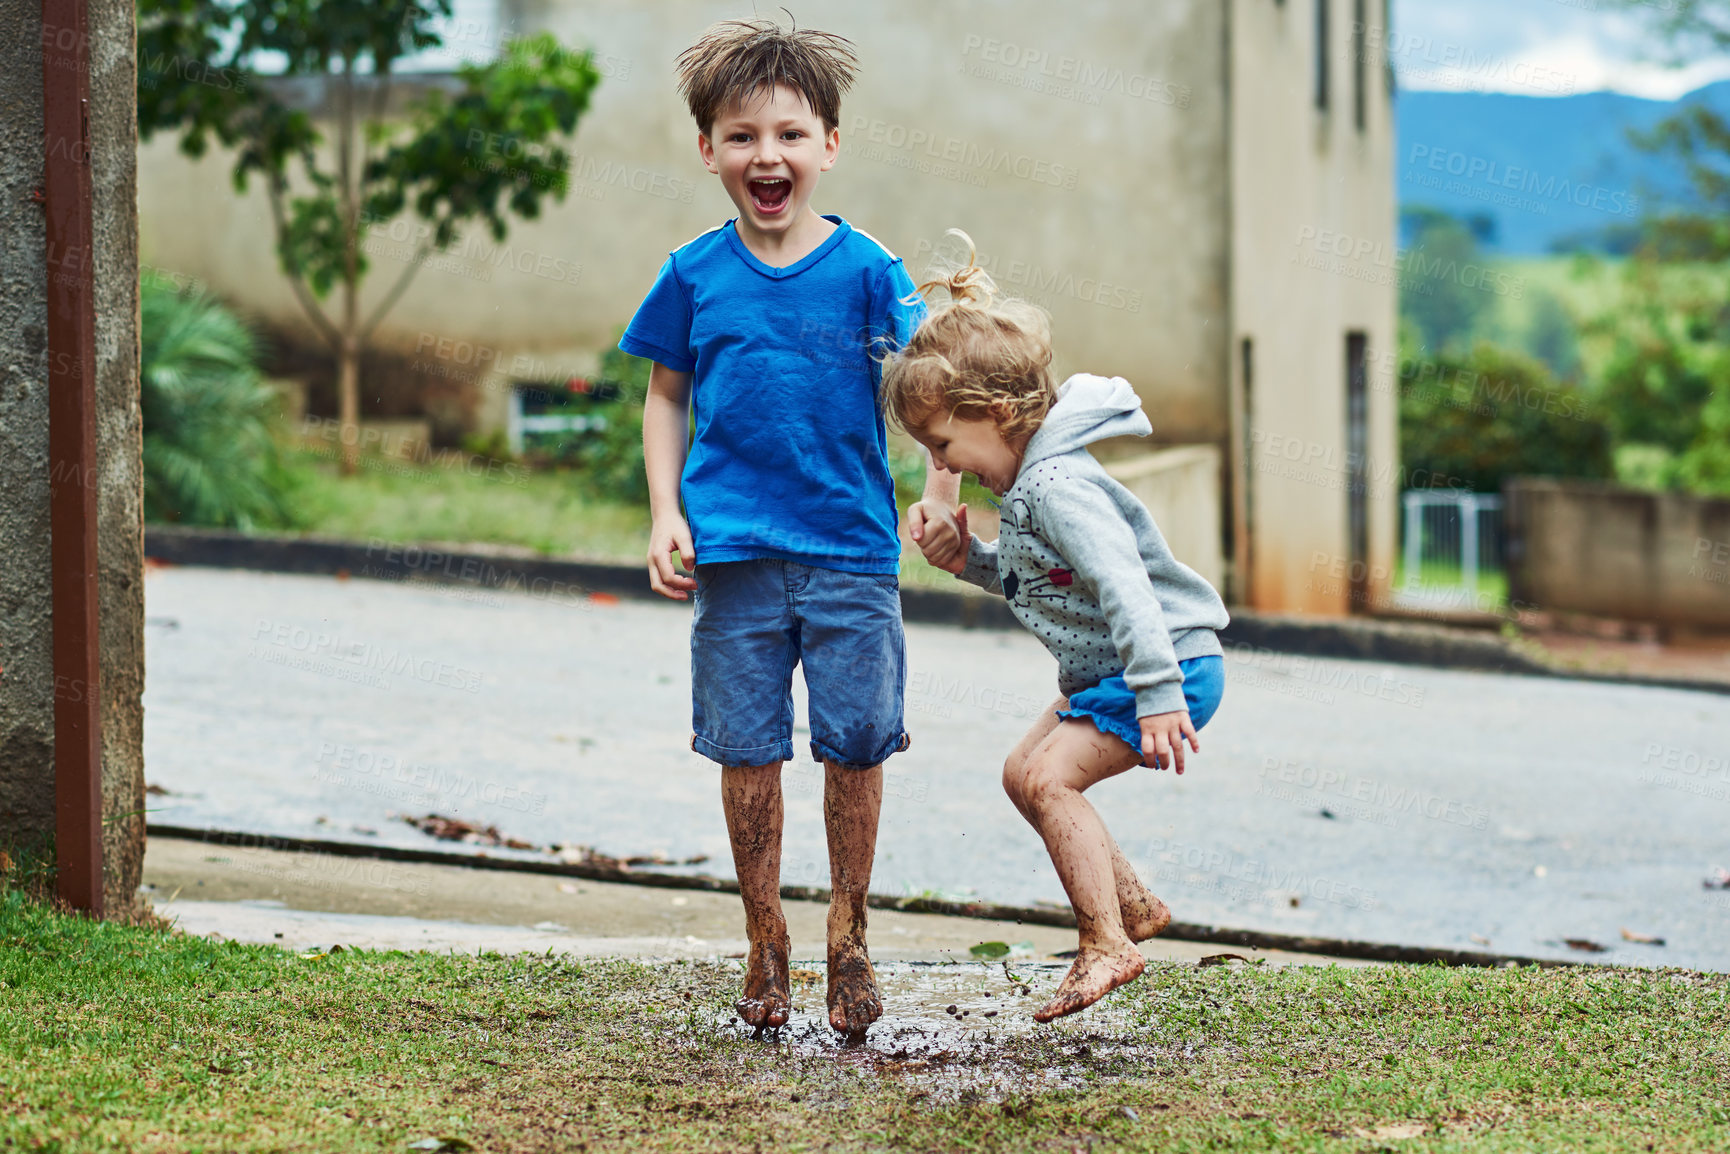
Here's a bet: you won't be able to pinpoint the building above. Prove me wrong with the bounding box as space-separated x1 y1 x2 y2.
136 0 1397 613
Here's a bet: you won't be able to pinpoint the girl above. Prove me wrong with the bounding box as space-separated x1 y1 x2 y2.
885 235 1230 1021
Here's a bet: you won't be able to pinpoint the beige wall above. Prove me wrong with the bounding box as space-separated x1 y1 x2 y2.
135 0 1396 615
1228 0 1398 614
1506 480 1730 629
139 0 1232 442
1105 447 1224 593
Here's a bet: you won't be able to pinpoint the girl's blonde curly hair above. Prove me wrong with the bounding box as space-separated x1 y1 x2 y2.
882 230 1055 444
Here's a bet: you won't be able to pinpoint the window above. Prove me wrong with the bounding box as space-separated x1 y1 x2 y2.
1353 0 1366 130
1345 332 1370 612
1315 0 1330 112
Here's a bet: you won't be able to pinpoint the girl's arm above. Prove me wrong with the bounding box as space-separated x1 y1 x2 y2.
643 361 696 600
926 504 1005 597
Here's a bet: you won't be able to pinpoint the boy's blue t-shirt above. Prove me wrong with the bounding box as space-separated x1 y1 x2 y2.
619 216 925 574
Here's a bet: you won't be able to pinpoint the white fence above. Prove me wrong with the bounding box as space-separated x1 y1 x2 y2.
1401 490 1504 600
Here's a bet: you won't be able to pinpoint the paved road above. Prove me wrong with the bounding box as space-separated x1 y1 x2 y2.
142 565 1730 969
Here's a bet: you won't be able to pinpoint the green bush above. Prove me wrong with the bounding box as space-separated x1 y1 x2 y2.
1586 259 1730 495
141 278 292 528
1400 342 1613 493
553 342 651 504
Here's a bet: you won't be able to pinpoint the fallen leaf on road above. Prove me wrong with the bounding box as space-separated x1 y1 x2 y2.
969 941 1011 958
1470 935 1492 946
403 813 535 850
789 968 821 984
1620 927 1666 945
1564 938 1607 953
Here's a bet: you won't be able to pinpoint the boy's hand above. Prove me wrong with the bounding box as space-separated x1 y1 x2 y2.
910 501 968 575
1139 711 1200 774
648 514 697 600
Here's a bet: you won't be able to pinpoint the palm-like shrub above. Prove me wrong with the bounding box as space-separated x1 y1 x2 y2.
141 278 290 528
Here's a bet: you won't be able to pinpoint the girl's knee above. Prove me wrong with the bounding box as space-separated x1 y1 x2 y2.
1019 754 1074 810
1001 753 1029 807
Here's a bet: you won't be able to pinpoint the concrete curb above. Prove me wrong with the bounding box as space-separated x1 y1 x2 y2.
150 824 1578 970
145 524 1729 693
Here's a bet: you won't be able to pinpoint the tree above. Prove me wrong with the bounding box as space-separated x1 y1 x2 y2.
1399 343 1613 495
1584 261 1730 494
137 1 601 472
1582 1 1730 494
1597 0 1730 259
1399 207 1490 355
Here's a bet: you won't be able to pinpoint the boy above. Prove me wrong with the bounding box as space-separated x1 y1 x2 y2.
621 18 961 1036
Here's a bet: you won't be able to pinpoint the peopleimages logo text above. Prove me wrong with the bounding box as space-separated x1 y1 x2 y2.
1408 145 1639 218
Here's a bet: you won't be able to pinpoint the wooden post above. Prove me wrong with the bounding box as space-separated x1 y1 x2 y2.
43 0 104 916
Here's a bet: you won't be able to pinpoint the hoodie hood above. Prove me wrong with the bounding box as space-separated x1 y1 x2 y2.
1018 373 1150 473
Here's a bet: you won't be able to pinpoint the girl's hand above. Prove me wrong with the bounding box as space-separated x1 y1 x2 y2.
1139 711 1200 774
648 513 697 599
910 501 968 574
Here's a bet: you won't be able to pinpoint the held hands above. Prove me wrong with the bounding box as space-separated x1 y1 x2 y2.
1140 711 1200 774
910 501 968 575
647 513 697 600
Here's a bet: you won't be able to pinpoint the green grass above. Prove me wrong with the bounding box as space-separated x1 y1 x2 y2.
276 445 975 594
281 447 652 562
1392 562 1510 610
4 893 1729 1152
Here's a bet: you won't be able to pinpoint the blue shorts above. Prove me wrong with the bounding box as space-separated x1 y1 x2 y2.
690 559 909 769
1056 655 1225 753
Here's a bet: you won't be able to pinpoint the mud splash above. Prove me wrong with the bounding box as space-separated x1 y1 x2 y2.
708 960 1170 1100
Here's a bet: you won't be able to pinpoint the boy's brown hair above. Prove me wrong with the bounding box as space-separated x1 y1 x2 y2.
675 17 859 136
883 231 1056 445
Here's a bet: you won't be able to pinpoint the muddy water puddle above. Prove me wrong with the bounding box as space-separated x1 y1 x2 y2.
714 961 1169 1100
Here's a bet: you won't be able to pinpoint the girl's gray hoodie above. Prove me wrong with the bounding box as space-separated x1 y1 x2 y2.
958 373 1230 717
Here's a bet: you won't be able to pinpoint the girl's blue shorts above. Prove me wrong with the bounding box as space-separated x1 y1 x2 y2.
1056 655 1225 754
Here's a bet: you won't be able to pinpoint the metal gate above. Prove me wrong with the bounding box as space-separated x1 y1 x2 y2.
1399 490 1505 608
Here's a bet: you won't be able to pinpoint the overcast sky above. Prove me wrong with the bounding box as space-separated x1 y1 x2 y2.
1392 0 1730 99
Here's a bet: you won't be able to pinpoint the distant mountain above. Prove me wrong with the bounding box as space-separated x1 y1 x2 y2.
1396 81 1730 254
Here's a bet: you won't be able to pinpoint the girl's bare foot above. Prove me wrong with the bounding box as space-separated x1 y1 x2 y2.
1122 890 1172 943
736 934 792 1029
826 942 883 1035
1033 943 1146 1023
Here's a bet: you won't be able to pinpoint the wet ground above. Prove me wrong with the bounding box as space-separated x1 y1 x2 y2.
144 834 1364 969
142 565 1730 969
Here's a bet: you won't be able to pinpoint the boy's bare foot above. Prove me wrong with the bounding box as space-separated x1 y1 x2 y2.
736 934 792 1029
1033 943 1146 1023
826 942 882 1035
1122 890 1172 943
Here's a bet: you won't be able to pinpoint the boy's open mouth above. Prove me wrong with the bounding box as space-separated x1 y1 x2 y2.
747 177 792 214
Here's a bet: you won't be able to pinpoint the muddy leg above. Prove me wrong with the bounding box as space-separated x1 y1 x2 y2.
1112 840 1172 943
1016 722 1147 1023
1004 701 1170 944
721 761 791 1029
823 759 884 1036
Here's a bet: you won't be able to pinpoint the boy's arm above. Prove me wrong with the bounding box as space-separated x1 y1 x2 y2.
643 361 697 600
908 454 964 571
